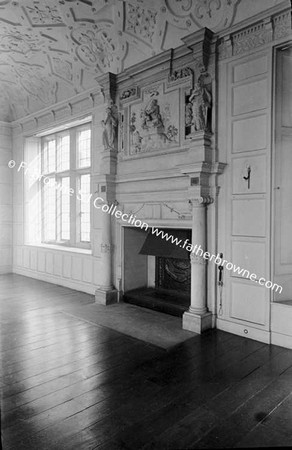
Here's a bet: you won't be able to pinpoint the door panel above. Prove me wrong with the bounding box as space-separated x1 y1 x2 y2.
274 50 292 300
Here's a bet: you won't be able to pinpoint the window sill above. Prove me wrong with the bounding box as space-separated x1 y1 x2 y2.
24 243 92 255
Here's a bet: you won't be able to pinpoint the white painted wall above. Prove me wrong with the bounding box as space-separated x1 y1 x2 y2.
0 123 13 274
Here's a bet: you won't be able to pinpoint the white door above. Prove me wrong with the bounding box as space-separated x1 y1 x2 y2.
274 47 292 300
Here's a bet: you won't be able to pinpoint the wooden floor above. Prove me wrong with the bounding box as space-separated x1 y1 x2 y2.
1 275 292 449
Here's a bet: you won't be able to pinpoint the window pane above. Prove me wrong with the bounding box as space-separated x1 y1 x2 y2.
57 134 70 172
77 127 91 168
80 174 90 242
43 139 56 173
61 177 70 240
43 179 56 241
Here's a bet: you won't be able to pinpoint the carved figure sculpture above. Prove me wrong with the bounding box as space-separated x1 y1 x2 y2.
185 101 193 127
102 105 118 149
141 95 163 129
189 80 212 132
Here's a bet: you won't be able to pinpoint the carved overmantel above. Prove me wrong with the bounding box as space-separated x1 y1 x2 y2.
116 27 218 161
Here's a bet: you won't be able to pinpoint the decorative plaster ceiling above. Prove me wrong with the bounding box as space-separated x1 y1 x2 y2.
0 0 264 122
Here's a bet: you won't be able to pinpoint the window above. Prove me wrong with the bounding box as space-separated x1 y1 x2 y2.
40 123 91 248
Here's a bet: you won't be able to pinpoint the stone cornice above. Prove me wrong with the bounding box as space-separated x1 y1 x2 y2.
217 0 292 60
217 0 291 40
10 86 104 130
116 50 174 85
116 28 217 87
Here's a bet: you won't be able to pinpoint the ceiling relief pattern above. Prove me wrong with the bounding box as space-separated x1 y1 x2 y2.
23 3 65 26
69 25 126 72
125 3 158 46
165 0 239 30
0 0 243 121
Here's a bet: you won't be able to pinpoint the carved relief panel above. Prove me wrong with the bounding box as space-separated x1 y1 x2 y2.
120 83 180 157
119 67 196 158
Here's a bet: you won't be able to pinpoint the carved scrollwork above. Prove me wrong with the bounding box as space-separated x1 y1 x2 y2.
273 11 292 40
233 23 272 56
71 25 126 72
120 86 140 103
165 0 239 31
190 196 214 207
25 4 64 26
194 0 221 20
168 67 193 83
0 29 46 54
125 3 157 45
218 15 283 60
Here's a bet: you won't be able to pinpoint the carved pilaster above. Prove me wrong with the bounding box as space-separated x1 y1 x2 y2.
182 28 214 76
96 72 117 104
94 174 117 305
218 35 233 60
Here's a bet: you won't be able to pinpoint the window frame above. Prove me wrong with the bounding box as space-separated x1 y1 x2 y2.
40 122 92 249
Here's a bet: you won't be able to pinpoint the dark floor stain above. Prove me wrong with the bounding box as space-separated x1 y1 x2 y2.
254 412 269 422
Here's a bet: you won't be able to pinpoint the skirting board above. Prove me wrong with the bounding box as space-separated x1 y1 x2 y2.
0 266 12 274
216 318 271 344
271 332 292 350
13 266 96 295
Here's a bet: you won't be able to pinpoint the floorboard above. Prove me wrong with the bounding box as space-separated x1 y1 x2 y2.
1 274 292 449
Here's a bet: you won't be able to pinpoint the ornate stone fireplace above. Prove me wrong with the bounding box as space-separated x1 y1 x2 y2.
94 28 226 334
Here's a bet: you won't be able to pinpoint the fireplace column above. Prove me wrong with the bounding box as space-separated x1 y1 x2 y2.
94 73 118 305
94 185 118 305
183 196 213 333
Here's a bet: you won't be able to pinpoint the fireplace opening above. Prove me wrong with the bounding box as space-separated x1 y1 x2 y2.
156 257 190 294
123 227 191 317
